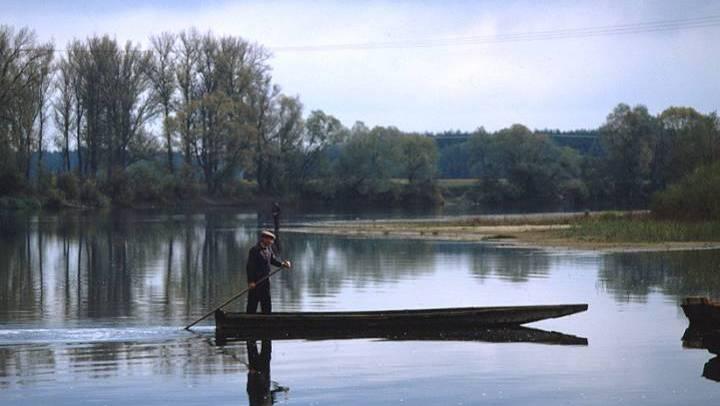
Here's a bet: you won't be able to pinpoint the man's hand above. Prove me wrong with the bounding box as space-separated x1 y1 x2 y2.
248 282 256 289
282 260 292 269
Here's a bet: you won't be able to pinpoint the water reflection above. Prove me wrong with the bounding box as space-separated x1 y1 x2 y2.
246 340 288 405
599 251 720 303
218 326 588 345
5 210 720 404
0 211 581 326
682 327 720 382
0 334 246 389
5 210 720 319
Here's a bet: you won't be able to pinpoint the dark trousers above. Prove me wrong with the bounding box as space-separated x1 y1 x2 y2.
246 283 271 314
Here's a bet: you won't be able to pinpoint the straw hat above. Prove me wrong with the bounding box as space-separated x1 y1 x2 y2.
260 230 276 240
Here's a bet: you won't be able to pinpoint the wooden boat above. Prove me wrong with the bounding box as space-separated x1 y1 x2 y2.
681 297 720 329
215 304 588 340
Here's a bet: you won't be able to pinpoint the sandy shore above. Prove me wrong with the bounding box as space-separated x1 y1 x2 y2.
285 213 720 253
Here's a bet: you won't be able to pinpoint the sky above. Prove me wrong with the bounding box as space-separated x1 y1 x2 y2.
3 0 720 132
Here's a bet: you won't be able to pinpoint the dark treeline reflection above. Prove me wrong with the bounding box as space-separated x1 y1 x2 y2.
0 210 257 324
0 211 573 324
8 209 720 323
599 250 720 303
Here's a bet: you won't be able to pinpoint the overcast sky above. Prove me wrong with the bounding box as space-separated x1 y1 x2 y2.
3 0 720 132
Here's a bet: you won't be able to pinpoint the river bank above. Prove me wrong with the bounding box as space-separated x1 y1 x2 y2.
286 211 720 252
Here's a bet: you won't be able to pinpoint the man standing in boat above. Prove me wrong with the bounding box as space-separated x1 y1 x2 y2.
246 230 291 314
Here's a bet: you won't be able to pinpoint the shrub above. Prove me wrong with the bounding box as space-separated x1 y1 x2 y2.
36 167 54 195
80 179 110 208
125 161 167 202
0 170 25 196
105 169 133 206
56 173 80 201
651 162 720 220
43 188 66 209
401 182 444 206
0 196 41 210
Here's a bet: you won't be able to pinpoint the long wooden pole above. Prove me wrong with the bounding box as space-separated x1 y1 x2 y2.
184 267 284 330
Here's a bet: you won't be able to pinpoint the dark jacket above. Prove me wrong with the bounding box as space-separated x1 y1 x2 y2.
246 243 283 285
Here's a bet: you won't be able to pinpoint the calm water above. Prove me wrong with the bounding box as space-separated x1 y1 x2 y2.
1 209 720 405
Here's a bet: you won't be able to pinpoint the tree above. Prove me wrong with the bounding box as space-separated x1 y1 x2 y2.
175 29 201 170
659 106 720 184
599 104 659 206
180 32 269 194
67 36 154 186
396 134 438 184
335 126 400 197
247 70 280 193
0 26 53 182
148 32 177 173
271 95 304 192
53 57 75 172
67 40 85 176
301 110 347 182
467 124 584 205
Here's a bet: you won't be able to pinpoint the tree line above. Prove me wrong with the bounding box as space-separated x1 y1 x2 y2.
433 104 720 211
0 25 441 207
1 24 719 214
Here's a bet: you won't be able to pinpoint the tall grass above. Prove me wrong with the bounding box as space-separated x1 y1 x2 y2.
562 214 720 242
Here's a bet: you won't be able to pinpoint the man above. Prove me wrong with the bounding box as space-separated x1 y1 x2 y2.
246 230 291 314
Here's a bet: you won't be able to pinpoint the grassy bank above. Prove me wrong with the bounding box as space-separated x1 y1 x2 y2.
558 213 720 243
288 211 720 252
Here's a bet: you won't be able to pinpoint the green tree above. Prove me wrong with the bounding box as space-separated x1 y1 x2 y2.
396 134 438 184
599 104 659 206
301 110 347 182
468 124 584 205
335 126 400 197
659 106 720 183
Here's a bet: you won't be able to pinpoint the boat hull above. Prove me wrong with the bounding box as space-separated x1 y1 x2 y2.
215 304 588 340
682 297 720 329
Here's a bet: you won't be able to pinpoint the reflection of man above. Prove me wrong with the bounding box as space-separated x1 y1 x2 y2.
247 340 272 405
246 340 289 405
246 230 291 314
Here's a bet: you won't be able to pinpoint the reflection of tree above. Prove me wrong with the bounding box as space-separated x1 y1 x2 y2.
275 235 440 302
464 245 551 283
599 251 720 303
0 338 246 387
0 214 38 320
1 210 563 323
0 210 257 323
1 210 561 326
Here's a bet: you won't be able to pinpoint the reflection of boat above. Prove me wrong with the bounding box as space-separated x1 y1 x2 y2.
681 297 720 328
215 304 588 342
704 356 720 382
681 327 720 382
217 324 588 345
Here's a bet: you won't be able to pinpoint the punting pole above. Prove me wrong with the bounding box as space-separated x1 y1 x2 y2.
184 267 284 330
185 203 285 331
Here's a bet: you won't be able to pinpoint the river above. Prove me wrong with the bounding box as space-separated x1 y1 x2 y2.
1 209 719 405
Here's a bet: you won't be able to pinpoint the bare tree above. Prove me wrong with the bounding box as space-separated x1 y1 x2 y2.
175 29 201 170
0 26 53 181
53 57 75 172
148 32 177 173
